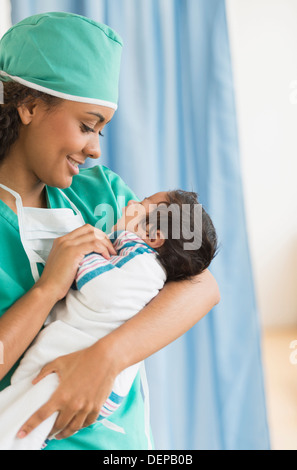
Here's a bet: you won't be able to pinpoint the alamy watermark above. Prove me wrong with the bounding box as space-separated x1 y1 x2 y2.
289 340 297 365
94 196 203 251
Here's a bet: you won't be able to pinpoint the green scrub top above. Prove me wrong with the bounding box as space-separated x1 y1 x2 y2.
0 165 151 450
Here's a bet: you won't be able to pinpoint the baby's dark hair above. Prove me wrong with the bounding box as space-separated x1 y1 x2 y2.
143 190 218 282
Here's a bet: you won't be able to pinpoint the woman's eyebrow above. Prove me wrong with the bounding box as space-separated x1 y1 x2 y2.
87 112 105 123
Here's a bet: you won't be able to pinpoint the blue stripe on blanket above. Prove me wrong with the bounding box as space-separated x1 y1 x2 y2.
77 246 155 290
108 390 125 405
77 263 114 290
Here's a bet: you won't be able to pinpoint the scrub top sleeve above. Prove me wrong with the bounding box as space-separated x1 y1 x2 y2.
94 166 140 232
102 166 140 206
0 270 29 392
59 165 140 231
0 268 28 319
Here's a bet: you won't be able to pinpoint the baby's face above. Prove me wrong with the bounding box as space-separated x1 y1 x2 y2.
113 191 169 237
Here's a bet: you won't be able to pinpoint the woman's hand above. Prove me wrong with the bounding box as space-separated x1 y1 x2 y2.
0 225 116 384
35 224 117 302
15 226 118 440
17 341 117 441
16 269 220 442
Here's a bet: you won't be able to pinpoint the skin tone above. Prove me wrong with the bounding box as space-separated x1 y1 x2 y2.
0 99 114 211
114 192 170 250
0 98 220 441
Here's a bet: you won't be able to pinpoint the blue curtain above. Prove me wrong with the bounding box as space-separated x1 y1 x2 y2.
11 0 270 450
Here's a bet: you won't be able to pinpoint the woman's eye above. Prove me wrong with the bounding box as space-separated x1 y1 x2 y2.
80 123 104 137
81 123 95 133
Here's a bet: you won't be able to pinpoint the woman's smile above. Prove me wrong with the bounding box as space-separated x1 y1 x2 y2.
66 155 83 175
6 100 115 190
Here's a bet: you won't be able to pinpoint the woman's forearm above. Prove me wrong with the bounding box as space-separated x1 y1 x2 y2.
15 269 220 440
0 224 118 382
0 285 58 380
95 269 220 376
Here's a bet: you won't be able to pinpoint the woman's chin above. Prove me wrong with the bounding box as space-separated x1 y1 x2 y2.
45 175 74 190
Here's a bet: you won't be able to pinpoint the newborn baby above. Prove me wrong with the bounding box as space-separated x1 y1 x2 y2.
0 189 217 450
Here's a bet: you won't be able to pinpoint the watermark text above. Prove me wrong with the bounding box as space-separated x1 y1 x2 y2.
289 340 297 365
94 198 203 251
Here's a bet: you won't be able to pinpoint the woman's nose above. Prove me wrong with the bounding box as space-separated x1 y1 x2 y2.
83 134 101 160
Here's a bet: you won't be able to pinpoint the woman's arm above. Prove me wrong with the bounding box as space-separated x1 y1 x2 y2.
101 269 220 372
18 269 219 440
0 224 117 381
0 285 58 380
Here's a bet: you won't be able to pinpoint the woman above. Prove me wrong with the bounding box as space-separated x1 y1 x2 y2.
0 12 220 450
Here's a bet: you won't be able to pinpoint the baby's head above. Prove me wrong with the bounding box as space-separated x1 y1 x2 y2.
114 190 218 282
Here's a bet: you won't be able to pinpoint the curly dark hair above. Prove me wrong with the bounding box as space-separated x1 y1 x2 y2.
143 190 218 282
0 81 61 162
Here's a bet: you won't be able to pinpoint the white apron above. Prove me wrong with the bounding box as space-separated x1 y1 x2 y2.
0 184 153 449
0 184 85 282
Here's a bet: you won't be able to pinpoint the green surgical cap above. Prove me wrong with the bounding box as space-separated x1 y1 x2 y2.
0 12 123 110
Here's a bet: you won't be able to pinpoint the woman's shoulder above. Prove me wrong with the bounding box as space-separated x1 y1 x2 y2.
70 164 138 202
72 164 128 190
56 165 138 229
72 164 117 184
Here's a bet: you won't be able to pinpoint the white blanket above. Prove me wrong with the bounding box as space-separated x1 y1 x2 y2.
0 231 166 450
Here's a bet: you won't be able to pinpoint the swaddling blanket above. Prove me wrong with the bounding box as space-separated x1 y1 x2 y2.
0 231 166 450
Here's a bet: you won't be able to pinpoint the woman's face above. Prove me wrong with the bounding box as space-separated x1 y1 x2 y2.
16 99 115 188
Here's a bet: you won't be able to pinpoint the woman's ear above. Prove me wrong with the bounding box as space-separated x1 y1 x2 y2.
17 100 38 125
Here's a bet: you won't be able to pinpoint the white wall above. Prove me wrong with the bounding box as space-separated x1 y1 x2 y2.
226 0 297 327
0 0 11 38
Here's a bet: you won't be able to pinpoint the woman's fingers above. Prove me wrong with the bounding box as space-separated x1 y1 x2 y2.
37 224 117 301
53 409 99 440
65 225 116 250
17 402 58 439
83 409 101 428
71 233 116 259
56 225 117 259
52 402 102 440
17 346 116 441
49 409 79 439
32 362 59 385
17 396 100 441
